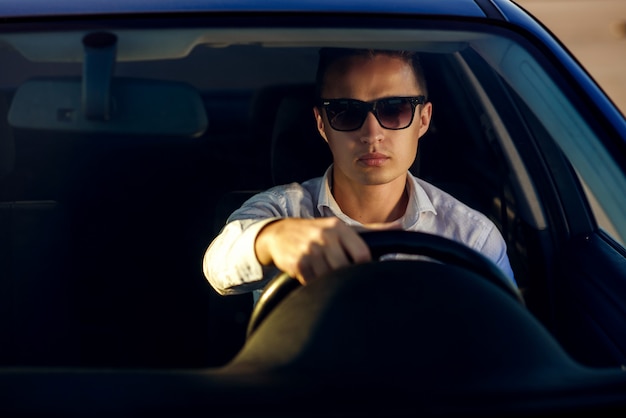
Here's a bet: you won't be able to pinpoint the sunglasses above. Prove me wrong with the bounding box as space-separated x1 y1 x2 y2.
319 96 427 132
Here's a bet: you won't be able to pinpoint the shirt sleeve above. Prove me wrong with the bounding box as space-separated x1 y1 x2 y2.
203 217 280 295
479 225 518 289
202 185 305 295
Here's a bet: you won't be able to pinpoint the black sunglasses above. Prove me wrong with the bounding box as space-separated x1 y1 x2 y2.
319 96 427 132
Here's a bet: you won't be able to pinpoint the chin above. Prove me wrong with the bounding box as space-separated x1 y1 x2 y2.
357 170 405 186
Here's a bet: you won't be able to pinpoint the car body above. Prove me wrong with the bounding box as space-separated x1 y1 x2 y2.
0 0 625 416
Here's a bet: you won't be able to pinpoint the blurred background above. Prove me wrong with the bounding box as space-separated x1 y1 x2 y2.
516 0 626 115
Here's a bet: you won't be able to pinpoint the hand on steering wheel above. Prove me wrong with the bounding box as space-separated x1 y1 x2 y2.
246 230 522 338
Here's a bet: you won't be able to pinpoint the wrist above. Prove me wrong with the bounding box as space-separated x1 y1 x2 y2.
254 219 281 265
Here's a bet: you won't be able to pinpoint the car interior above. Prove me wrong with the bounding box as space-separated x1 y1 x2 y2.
0 23 625 384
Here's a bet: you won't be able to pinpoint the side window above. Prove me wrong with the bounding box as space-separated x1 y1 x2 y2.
474 36 626 247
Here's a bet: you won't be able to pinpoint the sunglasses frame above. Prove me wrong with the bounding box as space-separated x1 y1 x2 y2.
319 96 427 132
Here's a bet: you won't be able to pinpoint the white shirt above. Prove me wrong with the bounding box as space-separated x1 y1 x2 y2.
203 167 516 295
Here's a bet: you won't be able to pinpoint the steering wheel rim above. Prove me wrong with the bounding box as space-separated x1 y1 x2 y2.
246 230 522 338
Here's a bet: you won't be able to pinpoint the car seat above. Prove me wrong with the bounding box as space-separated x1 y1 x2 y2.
213 83 331 235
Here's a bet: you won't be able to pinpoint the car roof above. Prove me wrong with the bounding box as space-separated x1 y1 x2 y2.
0 0 495 19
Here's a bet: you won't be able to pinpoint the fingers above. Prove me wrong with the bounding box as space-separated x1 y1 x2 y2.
337 226 371 264
255 217 372 285
291 220 361 284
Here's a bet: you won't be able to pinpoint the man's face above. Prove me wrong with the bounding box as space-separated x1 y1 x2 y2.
314 54 432 189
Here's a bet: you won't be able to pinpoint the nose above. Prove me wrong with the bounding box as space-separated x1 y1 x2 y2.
359 111 384 144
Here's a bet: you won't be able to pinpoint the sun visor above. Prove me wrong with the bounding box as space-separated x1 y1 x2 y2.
8 32 207 137
8 78 208 137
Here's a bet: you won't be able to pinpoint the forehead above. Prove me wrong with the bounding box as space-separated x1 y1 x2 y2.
322 54 421 98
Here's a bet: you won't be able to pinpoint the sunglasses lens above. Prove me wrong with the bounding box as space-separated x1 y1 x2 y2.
327 102 367 131
376 98 414 129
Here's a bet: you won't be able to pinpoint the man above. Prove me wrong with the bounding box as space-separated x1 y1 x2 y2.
203 48 516 297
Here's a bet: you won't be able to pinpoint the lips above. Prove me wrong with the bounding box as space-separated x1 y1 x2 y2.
358 152 389 167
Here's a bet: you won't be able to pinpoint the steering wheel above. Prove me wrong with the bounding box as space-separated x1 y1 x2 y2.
246 230 522 338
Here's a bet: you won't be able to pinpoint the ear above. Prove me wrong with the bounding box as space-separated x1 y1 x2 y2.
417 101 433 138
313 106 329 143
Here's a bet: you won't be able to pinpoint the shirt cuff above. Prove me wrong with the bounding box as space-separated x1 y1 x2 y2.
232 217 281 282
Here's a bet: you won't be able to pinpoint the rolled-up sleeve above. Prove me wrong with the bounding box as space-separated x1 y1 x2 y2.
203 217 279 295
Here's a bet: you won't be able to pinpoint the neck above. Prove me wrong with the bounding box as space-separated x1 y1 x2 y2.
332 173 409 224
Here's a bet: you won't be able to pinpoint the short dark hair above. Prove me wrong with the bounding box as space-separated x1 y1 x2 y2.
315 48 429 100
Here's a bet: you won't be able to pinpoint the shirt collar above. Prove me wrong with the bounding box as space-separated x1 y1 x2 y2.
317 165 437 228
402 173 437 228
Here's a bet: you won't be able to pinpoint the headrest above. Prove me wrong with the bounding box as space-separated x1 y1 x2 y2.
0 94 16 178
270 85 332 185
